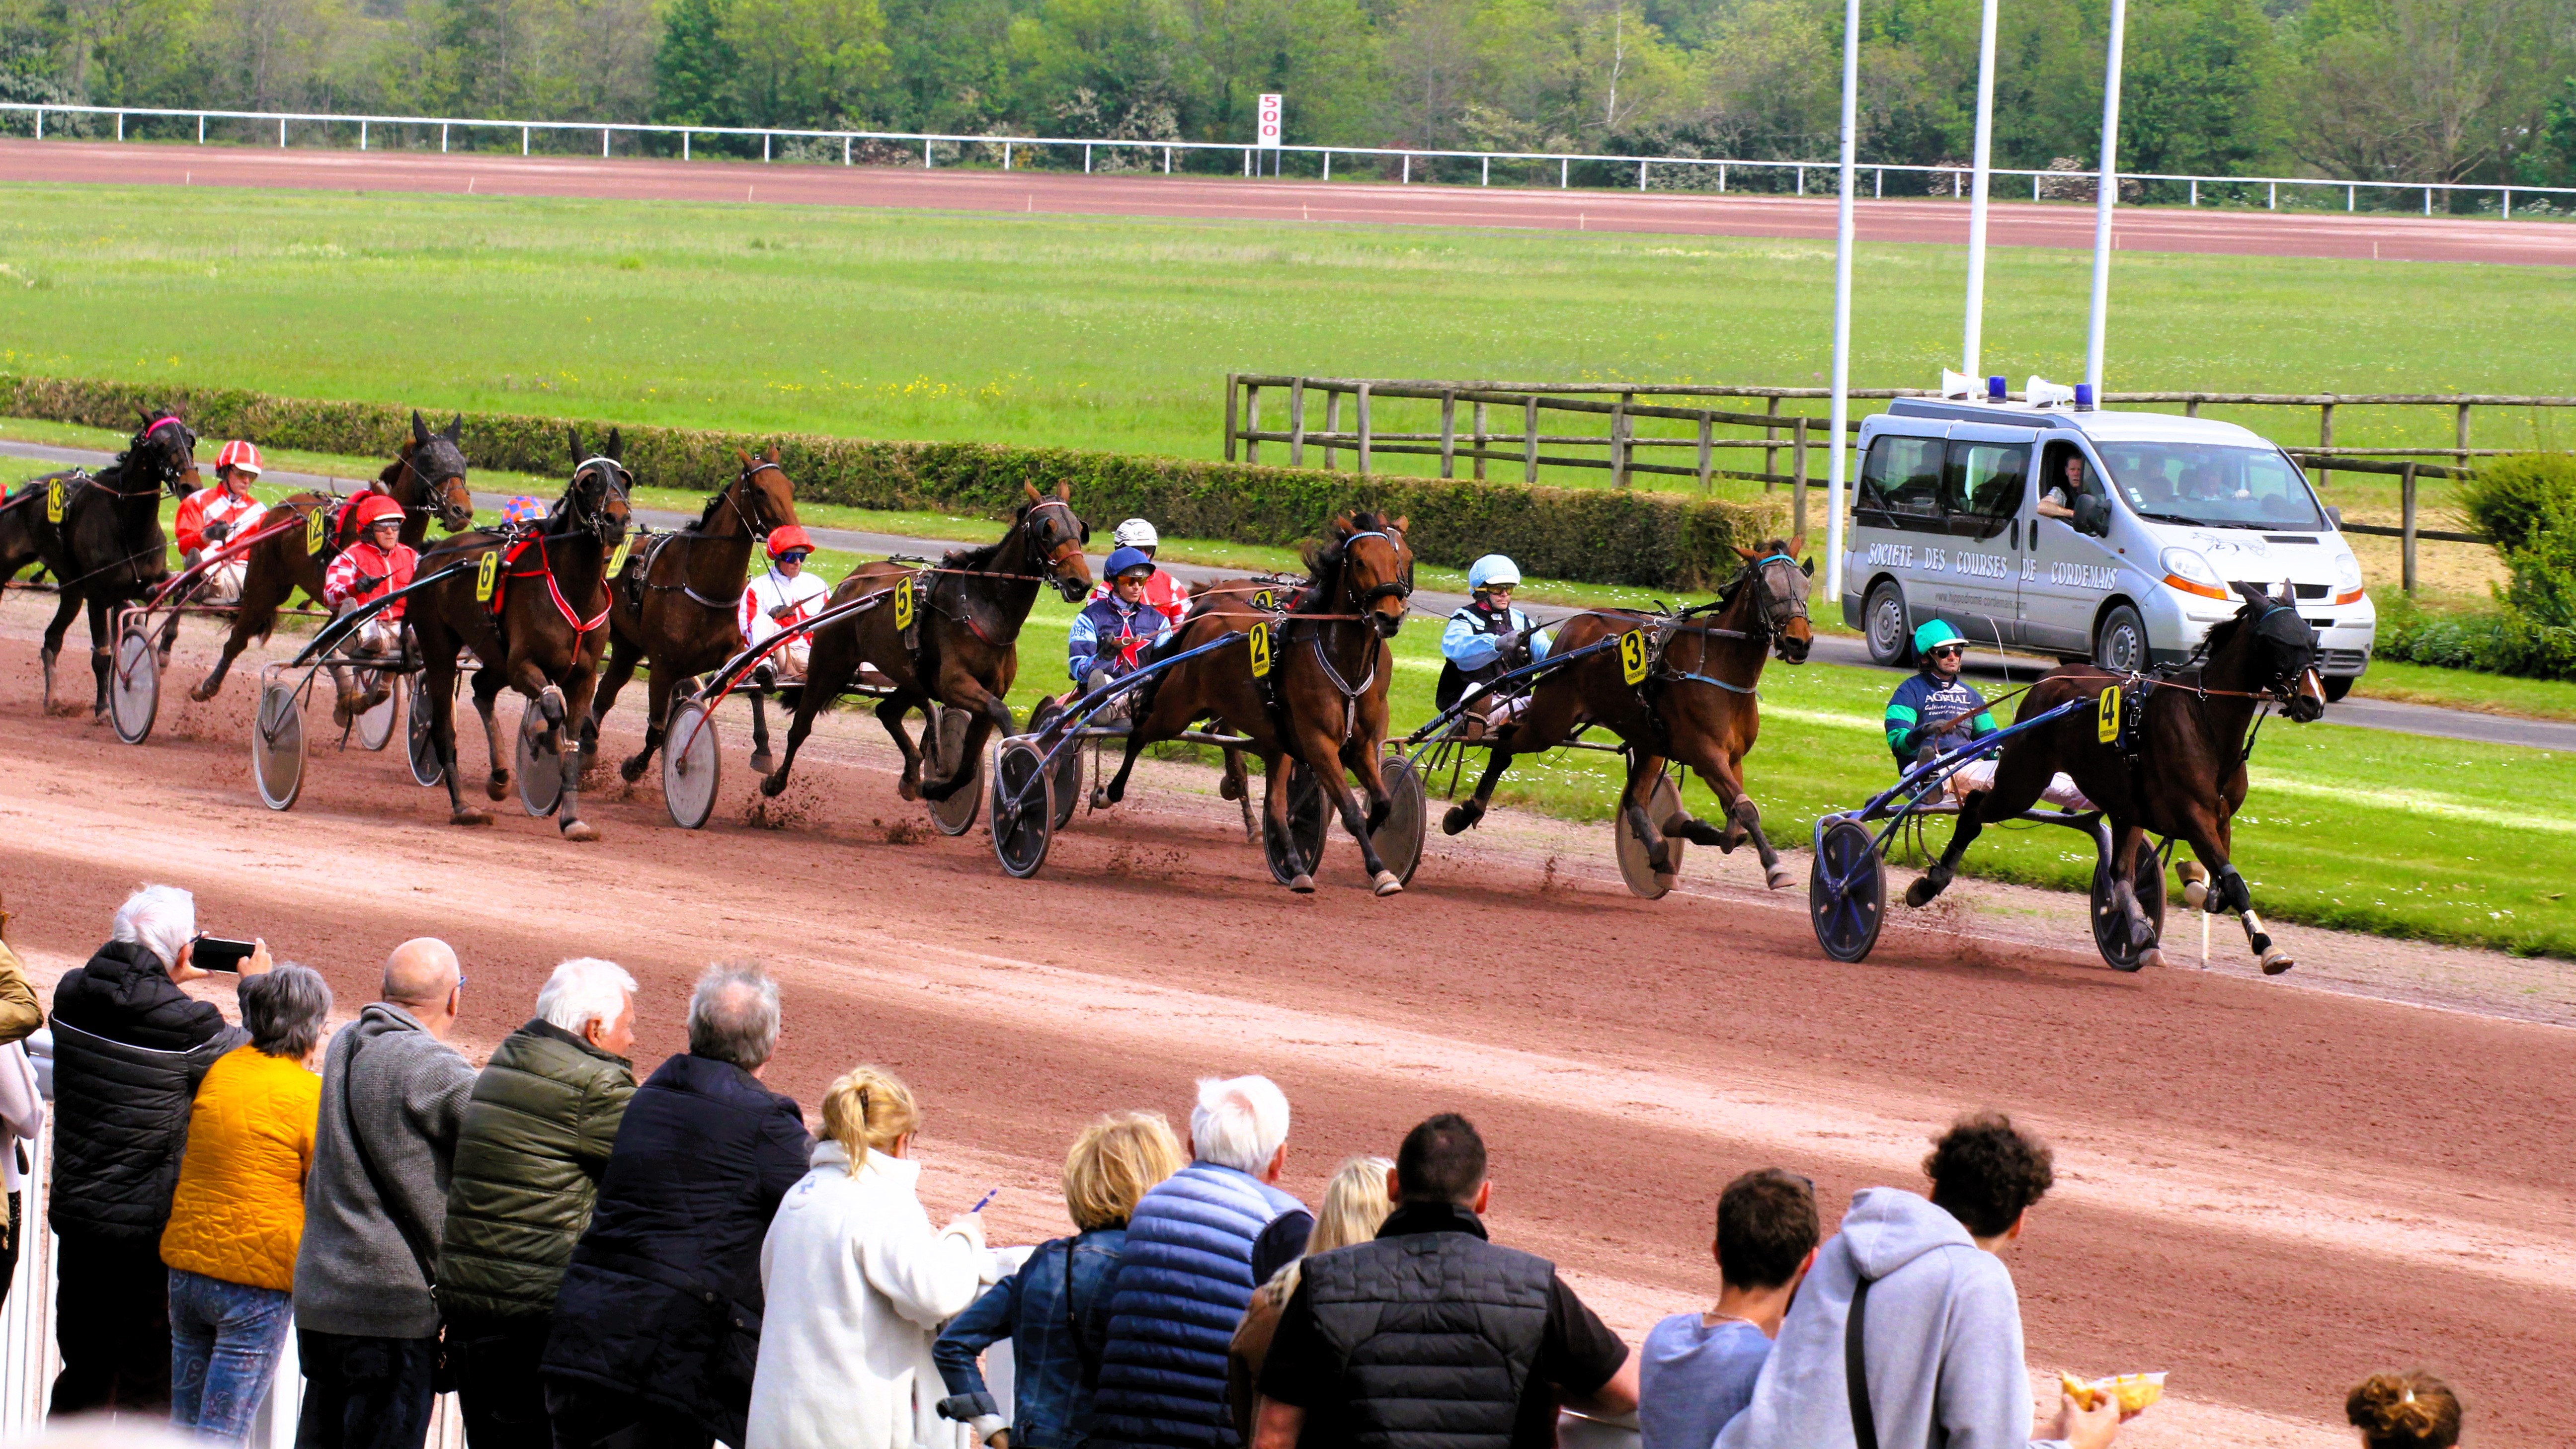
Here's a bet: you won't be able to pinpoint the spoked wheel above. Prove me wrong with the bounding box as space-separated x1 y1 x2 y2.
251 683 305 811
407 683 448 788
1264 762 1332 887
109 627 159 745
1809 817 1887 963
989 740 1056 879
663 699 722 830
2091 844 2169 972
925 704 983 837
517 705 564 818
1374 750 1429 887
354 673 401 752
1613 772 1687 899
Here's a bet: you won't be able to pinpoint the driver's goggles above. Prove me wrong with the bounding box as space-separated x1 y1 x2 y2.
1929 644 1966 659
776 550 810 565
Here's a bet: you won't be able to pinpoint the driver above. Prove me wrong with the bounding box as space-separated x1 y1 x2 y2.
173 441 267 604
1093 518 1193 626
2034 453 2087 521
739 525 831 683
1438 554 1552 726
320 493 417 725
1067 547 1171 702
2180 463 2231 502
1885 620 2090 809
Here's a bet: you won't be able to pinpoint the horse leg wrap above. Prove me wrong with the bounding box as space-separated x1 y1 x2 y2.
537 685 566 727
2211 865 2253 918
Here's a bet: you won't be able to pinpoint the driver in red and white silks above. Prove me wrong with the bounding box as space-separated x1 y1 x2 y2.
173 441 268 604
321 493 418 723
739 525 831 682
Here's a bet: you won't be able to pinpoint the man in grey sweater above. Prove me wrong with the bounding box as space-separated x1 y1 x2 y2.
294 939 478 1449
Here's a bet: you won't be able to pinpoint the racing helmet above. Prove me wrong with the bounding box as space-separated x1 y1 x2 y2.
1467 555 1521 592
501 495 549 527
1913 619 1967 662
1113 518 1160 551
1104 546 1155 580
353 493 406 532
214 440 263 478
765 524 815 560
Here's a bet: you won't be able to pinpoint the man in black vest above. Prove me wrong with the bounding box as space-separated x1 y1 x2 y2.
1252 1113 1636 1449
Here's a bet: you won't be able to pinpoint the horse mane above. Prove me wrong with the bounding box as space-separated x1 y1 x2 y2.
1297 510 1393 589
696 488 729 530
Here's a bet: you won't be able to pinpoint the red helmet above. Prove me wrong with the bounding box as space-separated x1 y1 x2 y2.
214 440 263 477
354 493 406 531
766 525 815 560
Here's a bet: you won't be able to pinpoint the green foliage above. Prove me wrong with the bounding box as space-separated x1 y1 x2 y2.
2457 452 2576 555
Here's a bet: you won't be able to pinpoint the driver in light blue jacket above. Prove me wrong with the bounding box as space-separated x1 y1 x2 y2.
1437 555 1552 724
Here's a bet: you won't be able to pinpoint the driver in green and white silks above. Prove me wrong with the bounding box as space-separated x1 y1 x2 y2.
1886 620 2091 810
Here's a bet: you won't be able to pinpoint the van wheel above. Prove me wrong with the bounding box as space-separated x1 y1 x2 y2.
2323 674 2354 703
1865 581 1912 667
2093 605 2148 674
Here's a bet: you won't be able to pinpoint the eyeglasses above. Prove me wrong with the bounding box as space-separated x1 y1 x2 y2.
778 551 810 564
1930 644 1966 658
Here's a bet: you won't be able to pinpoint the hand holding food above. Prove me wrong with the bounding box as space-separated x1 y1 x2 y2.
2060 1370 2166 1416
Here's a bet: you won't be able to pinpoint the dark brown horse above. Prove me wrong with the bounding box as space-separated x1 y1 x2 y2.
759 483 1093 804
2 411 200 716
1440 540 1815 887
585 446 801 780
406 431 633 839
190 413 475 705
1102 512 1415 895
1904 582 2327 973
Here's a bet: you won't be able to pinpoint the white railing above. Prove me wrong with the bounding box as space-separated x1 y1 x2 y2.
5 101 2574 220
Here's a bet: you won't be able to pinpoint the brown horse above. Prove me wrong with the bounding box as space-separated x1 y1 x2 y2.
1440 540 1815 888
406 431 633 839
1903 582 2327 973
1101 512 1415 895
190 413 475 705
4 411 201 716
759 483 1092 805
585 446 801 780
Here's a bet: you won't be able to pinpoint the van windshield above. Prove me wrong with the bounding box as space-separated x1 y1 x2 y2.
2092 442 2325 530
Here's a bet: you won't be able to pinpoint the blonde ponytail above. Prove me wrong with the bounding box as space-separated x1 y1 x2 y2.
820 1066 920 1173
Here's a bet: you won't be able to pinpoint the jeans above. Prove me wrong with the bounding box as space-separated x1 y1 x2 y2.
294 1329 439 1449
169 1269 294 1445
450 1312 555 1449
51 1231 172 1416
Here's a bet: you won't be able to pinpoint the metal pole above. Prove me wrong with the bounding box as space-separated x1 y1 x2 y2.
1961 0 2001 379
2083 0 2127 398
442 123 450 153
763 133 771 162
1560 157 1568 188
116 112 123 141
1402 155 1410 184
1482 156 1489 186
682 132 689 161
602 128 610 158
843 136 850 164
279 117 287 147
1825 0 1860 602
197 114 204 143
924 138 933 167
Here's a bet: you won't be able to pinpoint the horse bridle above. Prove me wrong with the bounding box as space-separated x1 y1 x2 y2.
1337 529 1415 617
1020 497 1090 599
389 438 474 527
727 460 791 540
562 458 635 544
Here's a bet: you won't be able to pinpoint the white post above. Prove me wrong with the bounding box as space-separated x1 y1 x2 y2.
1825 0 1860 604
843 136 850 164
1085 144 1093 172
1164 146 1172 174
1003 141 1011 169
442 123 450 153
1960 0 2000 380
2083 0 2127 398
602 127 610 158
2188 177 2196 206
522 125 530 156
279 117 287 147
359 119 367 150
116 112 123 141
1402 155 1410 184
1322 151 1331 180
1560 157 1568 188
1639 161 1648 190
197 114 204 143
682 132 689 160
1482 156 1489 185
1241 148 1249 177
924 138 933 167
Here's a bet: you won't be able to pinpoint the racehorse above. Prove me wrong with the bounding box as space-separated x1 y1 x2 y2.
1439 540 1815 889
758 482 1092 805
1903 581 2326 973
1102 511 1415 895
0 411 200 716
190 412 475 706
584 446 801 781
406 430 632 839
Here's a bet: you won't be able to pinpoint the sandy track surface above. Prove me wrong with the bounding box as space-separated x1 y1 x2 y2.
2 604 2568 1446
1 139 2570 266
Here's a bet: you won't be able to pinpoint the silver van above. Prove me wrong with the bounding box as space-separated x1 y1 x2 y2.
1839 396 2376 699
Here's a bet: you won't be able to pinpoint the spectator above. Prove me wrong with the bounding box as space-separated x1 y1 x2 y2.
0 919 47 1315
161 965 332 1446
936 1111 1189 1449
1638 1169 1819 1449
293 939 477 1449
747 1066 994 1449
437 959 640 1449
1227 1155 1394 1443
1093 1075 1312 1449
1714 1111 2128 1449
543 964 811 1449
48 885 265 1417
2346 1371 2460 1449
1252 1113 1635 1449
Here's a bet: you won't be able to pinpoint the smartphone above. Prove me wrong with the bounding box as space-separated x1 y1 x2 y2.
193 937 257 972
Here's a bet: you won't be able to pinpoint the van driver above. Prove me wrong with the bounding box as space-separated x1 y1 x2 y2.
2035 454 2087 521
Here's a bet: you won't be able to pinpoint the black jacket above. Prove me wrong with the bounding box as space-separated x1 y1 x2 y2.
48 941 246 1240
540 1052 810 1448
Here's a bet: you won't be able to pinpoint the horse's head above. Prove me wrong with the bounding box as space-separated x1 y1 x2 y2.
731 445 801 540
564 427 636 551
1732 535 1814 663
1019 482 1092 601
402 411 476 531
1317 511 1413 638
2217 581 2325 721
133 410 201 497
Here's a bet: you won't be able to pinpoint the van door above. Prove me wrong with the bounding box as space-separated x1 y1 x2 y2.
2023 437 2120 653
1927 424 2035 647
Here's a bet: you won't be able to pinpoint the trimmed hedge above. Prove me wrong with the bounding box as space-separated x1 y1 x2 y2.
1 374 1783 589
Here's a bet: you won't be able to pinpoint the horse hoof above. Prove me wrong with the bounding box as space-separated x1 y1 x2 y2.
896 776 920 802
2182 881 2209 910
485 774 510 803
2138 947 2167 971
760 771 788 798
451 807 492 826
1220 776 1244 802
749 751 775 776
1766 865 1796 891
562 820 601 842
331 699 357 729
1372 871 1404 897
620 756 648 784
1441 805 1478 836
2260 951 2296 976
189 683 218 703
1904 877 1943 908
1288 874 1316 894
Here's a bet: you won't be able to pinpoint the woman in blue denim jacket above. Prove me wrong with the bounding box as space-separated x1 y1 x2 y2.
936 1111 1184 1448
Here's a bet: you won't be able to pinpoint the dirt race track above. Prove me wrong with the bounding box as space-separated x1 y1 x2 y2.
1 602 2570 1448
2 138 2573 266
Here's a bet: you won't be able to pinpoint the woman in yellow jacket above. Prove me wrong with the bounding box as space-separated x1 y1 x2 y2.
160 964 333 1446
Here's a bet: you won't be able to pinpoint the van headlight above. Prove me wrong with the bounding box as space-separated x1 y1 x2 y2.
2159 547 2231 601
2333 552 2365 604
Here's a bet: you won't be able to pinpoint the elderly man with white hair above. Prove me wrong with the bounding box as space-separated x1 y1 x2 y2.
1091 1074 1311 1449
436 959 640 1449
48 884 270 1417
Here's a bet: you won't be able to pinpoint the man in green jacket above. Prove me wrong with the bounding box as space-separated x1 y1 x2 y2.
436 958 639 1449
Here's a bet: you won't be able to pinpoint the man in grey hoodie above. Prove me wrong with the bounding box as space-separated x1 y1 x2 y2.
293 939 478 1449
1715 1113 2131 1449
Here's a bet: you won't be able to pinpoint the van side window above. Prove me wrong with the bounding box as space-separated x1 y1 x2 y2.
2036 442 2100 519
1859 436 1944 530
1941 442 2026 538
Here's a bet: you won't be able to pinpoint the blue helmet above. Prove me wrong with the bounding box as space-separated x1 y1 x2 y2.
1104 546 1154 580
1467 555 1522 591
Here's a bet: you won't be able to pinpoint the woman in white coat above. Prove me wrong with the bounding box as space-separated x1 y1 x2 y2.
747 1065 994 1449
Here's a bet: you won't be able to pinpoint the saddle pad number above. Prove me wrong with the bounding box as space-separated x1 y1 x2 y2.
606 536 632 576
1619 628 1651 685
1248 622 1274 678
44 481 64 524
892 574 916 632
305 507 328 555
475 552 499 604
2097 686 2121 744
1252 588 1277 612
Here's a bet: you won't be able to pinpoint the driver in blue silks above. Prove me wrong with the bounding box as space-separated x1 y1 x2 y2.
1067 546 1172 701
1438 554 1552 726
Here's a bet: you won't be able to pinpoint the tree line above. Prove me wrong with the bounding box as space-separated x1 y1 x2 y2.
2 0 2571 194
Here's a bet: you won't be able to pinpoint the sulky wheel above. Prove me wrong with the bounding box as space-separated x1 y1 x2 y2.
517 705 564 818
109 627 160 746
1613 772 1687 899
251 683 305 811
1023 699 1083 829
407 683 447 788
662 699 722 830
989 740 1056 879
925 704 983 837
1265 761 1332 887
354 673 401 752
2090 844 2169 972
1373 749 1429 887
1809 817 1887 962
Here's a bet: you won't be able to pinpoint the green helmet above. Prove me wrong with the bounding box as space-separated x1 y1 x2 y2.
1913 619 1966 660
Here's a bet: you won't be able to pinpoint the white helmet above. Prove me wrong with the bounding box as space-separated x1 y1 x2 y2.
1467 555 1522 591
1113 518 1160 551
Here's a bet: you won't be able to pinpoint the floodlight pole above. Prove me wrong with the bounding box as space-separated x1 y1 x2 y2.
2084 0 2129 397
1825 0 1861 603
1961 0 2000 379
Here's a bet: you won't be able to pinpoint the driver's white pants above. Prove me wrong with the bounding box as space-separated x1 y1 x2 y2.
768 637 811 682
199 560 247 605
1948 758 2092 811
